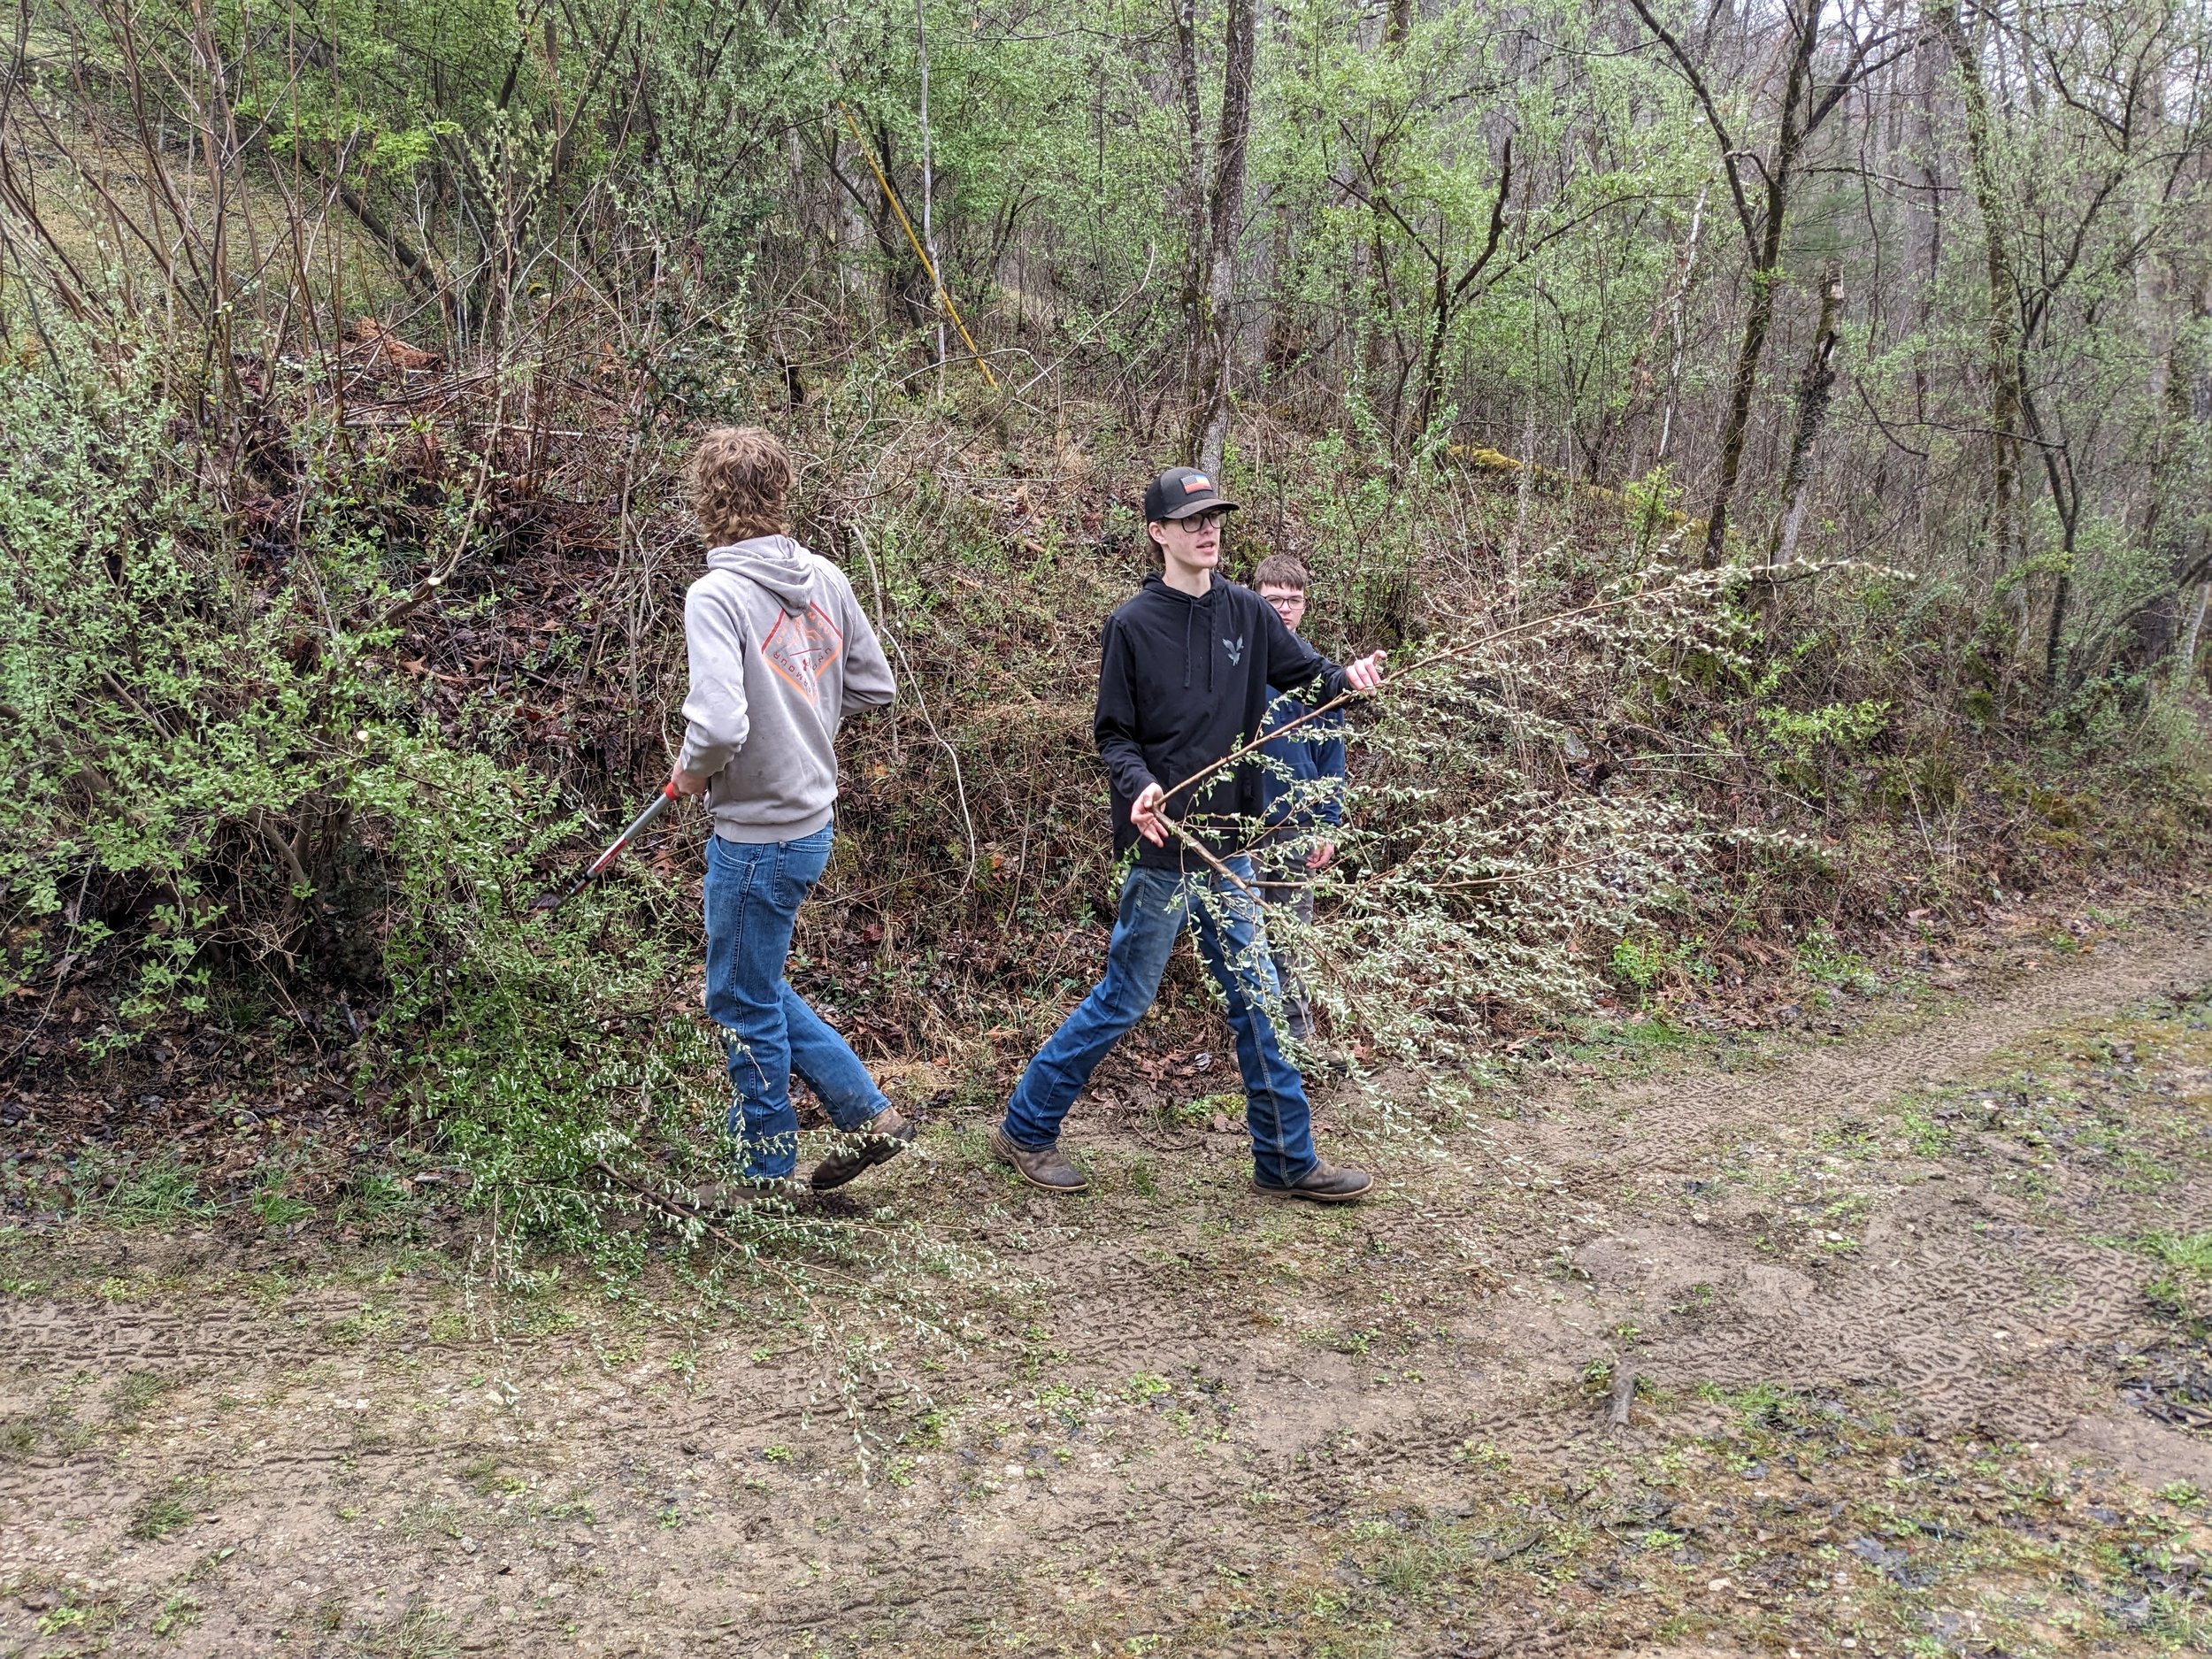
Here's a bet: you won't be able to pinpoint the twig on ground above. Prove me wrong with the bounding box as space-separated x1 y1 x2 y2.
1609 1365 1637 1426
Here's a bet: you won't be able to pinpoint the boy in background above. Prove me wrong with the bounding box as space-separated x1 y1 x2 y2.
671 426 911 1199
1251 555 1345 1048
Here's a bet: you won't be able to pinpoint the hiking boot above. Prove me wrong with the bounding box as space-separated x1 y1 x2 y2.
1252 1160 1372 1203
809 1107 917 1192
989 1126 1088 1194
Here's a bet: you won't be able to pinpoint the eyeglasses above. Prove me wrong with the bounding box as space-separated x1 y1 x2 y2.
1181 510 1229 532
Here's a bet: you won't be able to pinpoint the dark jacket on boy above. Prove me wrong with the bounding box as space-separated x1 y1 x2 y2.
1095 573 1352 870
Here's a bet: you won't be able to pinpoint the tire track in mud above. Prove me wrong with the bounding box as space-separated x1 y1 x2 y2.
1496 918 2212 1448
1539 919 2212 1189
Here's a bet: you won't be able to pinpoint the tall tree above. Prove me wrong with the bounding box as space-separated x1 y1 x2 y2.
1186 0 1261 472
1625 0 1897 565
1770 266 1847 566
1929 2 2023 588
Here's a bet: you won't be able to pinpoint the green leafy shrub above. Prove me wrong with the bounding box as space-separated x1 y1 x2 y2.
0 339 703 1240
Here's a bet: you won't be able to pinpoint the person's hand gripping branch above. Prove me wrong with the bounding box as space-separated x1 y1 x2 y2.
1343 650 1386 694
1129 649 1386 848
1129 780 1171 846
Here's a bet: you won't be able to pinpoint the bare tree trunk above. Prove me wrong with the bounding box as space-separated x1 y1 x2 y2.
916 0 945 384
1932 3 2022 586
1174 0 1208 420
2046 565 2072 689
1770 267 1845 565
1655 185 1708 463
2180 582 2211 682
1188 0 1259 473
1700 4 1816 567
2025 395 2079 692
1404 136 1511 456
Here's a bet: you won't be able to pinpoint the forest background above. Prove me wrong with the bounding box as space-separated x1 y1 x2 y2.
3 0 2211 1241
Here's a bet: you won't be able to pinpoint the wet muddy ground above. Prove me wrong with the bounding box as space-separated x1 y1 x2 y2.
7 909 2212 1656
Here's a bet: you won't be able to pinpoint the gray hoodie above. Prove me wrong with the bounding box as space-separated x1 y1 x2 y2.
677 536 895 843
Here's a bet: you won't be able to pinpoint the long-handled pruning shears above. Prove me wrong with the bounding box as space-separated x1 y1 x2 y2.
534 781 680 915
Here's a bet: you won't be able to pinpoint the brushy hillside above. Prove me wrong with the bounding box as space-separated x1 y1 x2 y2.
4 335 2208 1242
3 0 2211 1246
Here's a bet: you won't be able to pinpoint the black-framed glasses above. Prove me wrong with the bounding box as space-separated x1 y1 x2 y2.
1181 510 1229 532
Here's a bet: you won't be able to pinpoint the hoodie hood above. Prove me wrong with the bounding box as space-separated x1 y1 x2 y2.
706 535 816 614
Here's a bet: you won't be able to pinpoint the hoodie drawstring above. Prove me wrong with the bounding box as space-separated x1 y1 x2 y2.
1182 603 1194 690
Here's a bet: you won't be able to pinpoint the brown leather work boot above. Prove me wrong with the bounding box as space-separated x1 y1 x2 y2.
1252 1160 1372 1203
809 1107 917 1192
989 1126 1089 1194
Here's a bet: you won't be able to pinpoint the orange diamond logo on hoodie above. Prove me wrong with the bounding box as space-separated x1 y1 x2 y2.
761 603 844 705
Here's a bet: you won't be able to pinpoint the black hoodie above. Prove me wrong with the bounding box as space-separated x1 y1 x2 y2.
1094 572 1352 871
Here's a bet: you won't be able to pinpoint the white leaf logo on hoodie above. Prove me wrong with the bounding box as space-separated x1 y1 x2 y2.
762 603 844 705
1222 635 1245 665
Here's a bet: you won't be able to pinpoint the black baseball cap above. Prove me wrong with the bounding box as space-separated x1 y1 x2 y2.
1142 465 1240 523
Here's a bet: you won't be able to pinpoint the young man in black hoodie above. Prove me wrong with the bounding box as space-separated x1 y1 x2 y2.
992 467 1385 1201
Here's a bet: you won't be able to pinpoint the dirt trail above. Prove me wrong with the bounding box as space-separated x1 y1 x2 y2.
5 912 2212 1657
1539 918 2212 1184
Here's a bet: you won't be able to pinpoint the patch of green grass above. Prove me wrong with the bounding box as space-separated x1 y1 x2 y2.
353 1594 457 1659
1795 923 1878 993
1162 1091 1240 1128
426 1309 470 1342
109 1369 173 1430
2137 1231 2212 1278
150 1591 203 1637
904 1408 950 1448
458 1456 526 1498
1567 1013 1699 1071
1695 1379 1793 1427
1371 1537 1461 1601
1609 934 1714 1002
249 1194 314 1239
131 1473 212 1540
1898 1106 1953 1157
101 1157 211 1224
326 1301 401 1345
249 1174 312 1229
1 1386 94 1462
340 1170 420 1235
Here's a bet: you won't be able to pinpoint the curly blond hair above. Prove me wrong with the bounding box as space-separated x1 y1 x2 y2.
688 426 793 546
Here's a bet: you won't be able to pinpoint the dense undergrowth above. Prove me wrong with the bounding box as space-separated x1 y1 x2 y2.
4 329 2210 1250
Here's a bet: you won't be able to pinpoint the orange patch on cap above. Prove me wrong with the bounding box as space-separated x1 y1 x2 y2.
1183 475 1210 492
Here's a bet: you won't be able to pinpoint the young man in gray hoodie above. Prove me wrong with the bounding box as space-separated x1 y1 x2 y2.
670 426 905 1198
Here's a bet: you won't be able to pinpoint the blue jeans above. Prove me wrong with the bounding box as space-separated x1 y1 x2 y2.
1002 858 1318 1187
703 826 889 1180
